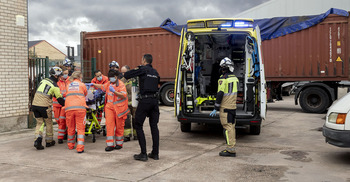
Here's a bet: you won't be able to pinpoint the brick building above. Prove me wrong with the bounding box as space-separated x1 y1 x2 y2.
0 0 28 132
29 40 66 63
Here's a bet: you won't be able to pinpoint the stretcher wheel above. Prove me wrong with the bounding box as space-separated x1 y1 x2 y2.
92 134 96 143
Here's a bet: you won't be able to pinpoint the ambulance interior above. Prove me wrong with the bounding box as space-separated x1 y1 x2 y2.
188 33 257 117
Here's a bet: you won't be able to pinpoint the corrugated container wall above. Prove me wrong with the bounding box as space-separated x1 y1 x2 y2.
262 14 350 81
81 27 180 82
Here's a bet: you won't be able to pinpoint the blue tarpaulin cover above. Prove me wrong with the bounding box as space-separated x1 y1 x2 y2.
160 8 349 41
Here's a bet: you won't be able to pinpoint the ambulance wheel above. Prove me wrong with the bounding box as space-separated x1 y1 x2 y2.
180 122 191 132
161 85 174 106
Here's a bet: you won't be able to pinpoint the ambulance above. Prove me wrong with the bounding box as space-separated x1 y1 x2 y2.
174 18 266 134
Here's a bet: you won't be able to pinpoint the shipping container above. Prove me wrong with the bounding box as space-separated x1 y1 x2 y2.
262 14 349 81
81 27 180 105
261 13 350 113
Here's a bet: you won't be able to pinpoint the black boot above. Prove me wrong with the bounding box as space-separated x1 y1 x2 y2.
63 134 67 140
134 153 148 161
148 152 159 160
105 146 114 152
46 140 56 147
114 145 122 150
124 137 130 142
34 137 44 150
219 150 236 157
58 139 63 144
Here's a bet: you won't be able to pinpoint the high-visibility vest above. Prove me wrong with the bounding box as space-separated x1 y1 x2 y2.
102 80 130 118
65 79 88 111
217 73 239 109
32 77 62 107
53 79 67 107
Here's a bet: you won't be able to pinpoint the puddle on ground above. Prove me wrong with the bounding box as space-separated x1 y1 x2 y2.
280 150 312 162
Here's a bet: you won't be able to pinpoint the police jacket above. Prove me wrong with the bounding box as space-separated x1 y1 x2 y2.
124 64 160 96
32 76 65 107
214 72 239 110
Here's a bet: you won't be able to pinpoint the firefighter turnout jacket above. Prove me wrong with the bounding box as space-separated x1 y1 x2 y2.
214 73 239 110
32 77 64 107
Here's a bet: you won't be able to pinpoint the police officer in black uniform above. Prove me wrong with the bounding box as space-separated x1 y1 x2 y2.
124 54 160 161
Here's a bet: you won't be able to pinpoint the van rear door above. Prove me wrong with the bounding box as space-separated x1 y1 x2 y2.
175 28 186 116
255 26 267 119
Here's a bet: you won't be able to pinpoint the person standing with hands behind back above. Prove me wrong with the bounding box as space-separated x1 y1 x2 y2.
124 54 160 161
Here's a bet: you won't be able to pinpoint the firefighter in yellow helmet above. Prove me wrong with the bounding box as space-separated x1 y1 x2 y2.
210 57 238 157
32 67 65 150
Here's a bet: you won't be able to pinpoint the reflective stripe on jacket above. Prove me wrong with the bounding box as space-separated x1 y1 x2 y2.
65 79 88 111
32 77 62 107
53 79 67 107
102 80 129 118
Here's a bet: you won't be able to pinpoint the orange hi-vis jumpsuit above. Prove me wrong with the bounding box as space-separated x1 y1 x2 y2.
102 80 129 148
53 79 67 140
91 75 108 123
65 79 88 152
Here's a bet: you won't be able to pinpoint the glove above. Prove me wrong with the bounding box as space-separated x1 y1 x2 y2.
209 109 217 117
109 85 116 93
85 83 93 89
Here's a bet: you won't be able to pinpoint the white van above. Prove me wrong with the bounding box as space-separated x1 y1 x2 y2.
323 92 350 147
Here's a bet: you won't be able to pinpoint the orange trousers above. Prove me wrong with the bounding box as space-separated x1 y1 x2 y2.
57 107 67 140
66 109 86 152
53 106 61 123
105 105 126 147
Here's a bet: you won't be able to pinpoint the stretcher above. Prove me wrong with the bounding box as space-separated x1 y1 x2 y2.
85 89 106 143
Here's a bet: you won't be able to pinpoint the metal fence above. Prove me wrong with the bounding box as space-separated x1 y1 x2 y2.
82 57 96 82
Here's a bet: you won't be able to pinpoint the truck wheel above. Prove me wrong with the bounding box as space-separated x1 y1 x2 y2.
250 125 261 135
161 85 174 106
299 87 330 113
180 123 191 132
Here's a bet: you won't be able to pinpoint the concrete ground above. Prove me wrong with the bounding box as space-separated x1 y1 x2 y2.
1 95 350 182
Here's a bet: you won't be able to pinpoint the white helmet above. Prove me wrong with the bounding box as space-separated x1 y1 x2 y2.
49 67 63 76
109 60 119 68
220 57 234 72
63 58 72 67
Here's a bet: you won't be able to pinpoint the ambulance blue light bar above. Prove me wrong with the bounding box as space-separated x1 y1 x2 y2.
234 21 253 28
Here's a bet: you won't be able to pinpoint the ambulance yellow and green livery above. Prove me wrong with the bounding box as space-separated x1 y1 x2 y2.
174 18 267 134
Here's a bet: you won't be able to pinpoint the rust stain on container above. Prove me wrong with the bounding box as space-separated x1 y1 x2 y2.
82 27 180 82
262 14 349 81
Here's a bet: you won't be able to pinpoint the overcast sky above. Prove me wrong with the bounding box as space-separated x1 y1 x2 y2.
28 0 268 55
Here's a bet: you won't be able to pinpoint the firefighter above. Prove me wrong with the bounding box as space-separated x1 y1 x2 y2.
210 57 239 157
32 67 65 150
63 58 74 76
52 68 69 144
120 65 137 142
65 71 88 153
93 69 129 152
124 54 160 161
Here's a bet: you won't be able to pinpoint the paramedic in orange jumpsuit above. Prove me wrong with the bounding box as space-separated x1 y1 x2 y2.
90 70 108 123
52 69 69 144
65 71 88 153
93 69 129 152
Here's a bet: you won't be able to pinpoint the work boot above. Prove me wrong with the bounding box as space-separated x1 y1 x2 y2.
46 140 56 147
219 150 236 157
105 146 114 152
124 137 130 142
58 139 63 144
114 145 122 150
63 134 67 140
134 153 148 161
34 137 44 150
148 152 159 160
77 150 84 154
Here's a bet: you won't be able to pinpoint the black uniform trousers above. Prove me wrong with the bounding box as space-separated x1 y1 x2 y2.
135 97 160 155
